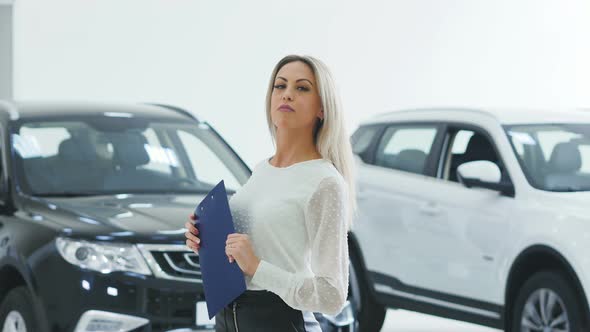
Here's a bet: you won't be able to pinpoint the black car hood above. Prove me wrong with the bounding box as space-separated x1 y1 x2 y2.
24 193 210 243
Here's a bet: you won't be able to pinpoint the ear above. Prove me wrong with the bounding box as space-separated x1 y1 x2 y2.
318 109 324 120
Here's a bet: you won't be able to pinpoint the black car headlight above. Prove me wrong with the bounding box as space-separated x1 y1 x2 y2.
56 237 152 275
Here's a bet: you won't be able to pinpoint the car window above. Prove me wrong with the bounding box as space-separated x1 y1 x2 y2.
351 126 377 153
506 124 590 191
536 131 590 172
178 129 240 191
451 130 474 154
443 129 504 183
351 125 380 162
374 125 438 176
141 128 175 175
16 127 71 158
12 118 249 196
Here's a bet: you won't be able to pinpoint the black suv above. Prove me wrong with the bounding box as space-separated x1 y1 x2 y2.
0 101 359 332
0 101 256 331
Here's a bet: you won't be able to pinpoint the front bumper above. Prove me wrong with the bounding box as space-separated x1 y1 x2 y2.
74 310 213 332
32 242 213 332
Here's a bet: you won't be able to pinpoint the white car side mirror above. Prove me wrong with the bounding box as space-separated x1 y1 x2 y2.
457 160 501 184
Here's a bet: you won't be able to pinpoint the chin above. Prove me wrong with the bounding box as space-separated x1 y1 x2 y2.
274 121 300 131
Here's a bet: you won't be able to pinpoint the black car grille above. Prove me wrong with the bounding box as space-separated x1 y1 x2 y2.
152 251 202 279
137 244 203 283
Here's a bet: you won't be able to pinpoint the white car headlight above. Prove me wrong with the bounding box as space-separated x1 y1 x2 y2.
56 237 152 275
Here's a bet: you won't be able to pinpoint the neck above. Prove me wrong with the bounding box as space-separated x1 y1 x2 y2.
272 126 321 167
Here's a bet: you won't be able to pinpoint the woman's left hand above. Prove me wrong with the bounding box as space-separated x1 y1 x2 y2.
226 233 261 277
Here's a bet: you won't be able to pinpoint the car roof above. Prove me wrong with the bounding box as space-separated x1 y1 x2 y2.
360 107 590 126
0 100 198 122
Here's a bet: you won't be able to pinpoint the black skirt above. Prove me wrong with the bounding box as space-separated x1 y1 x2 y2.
215 290 318 332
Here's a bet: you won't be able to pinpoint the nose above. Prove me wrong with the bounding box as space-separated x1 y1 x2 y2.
281 89 293 102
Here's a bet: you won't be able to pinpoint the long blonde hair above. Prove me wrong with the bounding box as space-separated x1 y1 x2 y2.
265 55 357 230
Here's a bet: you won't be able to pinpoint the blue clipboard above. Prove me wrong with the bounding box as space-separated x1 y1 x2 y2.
194 180 246 319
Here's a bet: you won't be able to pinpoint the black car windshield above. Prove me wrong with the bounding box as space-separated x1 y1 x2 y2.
11 115 249 196
505 123 590 192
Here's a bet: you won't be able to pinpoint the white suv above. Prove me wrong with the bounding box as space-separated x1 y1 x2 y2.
349 108 590 332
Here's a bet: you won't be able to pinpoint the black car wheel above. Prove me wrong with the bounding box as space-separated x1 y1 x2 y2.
350 254 386 332
511 271 589 332
0 287 39 332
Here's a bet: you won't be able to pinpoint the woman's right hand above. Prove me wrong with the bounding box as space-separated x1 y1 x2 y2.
185 214 200 253
184 213 235 262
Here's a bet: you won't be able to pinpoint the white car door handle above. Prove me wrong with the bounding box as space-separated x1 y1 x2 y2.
419 203 441 216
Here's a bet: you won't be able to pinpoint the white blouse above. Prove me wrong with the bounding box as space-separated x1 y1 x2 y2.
228 157 350 317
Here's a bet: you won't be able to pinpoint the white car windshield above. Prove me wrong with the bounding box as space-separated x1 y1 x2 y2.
11 115 249 196
505 124 590 192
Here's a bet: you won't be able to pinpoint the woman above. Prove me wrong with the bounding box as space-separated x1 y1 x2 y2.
185 54 356 331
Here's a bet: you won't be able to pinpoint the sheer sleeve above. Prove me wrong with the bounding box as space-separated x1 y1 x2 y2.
250 176 349 315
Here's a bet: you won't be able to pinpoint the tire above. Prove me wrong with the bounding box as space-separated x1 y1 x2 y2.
511 271 589 332
0 287 39 332
350 254 386 332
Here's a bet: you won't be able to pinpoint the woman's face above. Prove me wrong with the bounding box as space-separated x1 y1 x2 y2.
270 61 323 132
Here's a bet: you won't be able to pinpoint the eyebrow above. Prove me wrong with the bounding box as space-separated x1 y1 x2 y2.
276 76 314 86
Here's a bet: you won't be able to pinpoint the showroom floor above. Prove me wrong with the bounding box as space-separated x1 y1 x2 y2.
381 309 501 332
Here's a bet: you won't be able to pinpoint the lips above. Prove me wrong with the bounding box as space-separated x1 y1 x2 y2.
278 104 295 112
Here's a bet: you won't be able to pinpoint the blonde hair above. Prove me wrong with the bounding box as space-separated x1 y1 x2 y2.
265 55 357 230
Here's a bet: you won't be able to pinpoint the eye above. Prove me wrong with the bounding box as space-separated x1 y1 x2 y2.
273 84 286 89
297 86 310 92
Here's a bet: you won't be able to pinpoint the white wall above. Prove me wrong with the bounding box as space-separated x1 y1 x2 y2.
13 0 590 167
